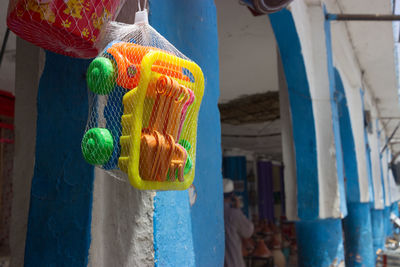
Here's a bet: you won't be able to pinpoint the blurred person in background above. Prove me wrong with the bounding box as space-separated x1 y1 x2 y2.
223 178 254 267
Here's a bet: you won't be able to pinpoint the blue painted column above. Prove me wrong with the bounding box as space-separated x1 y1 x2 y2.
384 207 391 237
325 2 375 261
24 53 94 266
368 118 386 255
371 208 385 253
270 9 344 267
358 89 383 257
377 121 391 242
296 219 344 266
381 144 393 239
343 203 374 266
336 78 374 265
334 67 374 266
150 1 224 266
361 90 375 203
392 202 400 234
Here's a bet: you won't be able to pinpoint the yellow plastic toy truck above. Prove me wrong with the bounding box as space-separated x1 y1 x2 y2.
82 42 204 190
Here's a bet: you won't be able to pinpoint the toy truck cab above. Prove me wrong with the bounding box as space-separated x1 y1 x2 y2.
86 42 190 95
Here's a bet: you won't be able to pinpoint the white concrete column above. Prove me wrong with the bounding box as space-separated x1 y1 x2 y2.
88 1 155 266
291 1 346 218
10 38 44 267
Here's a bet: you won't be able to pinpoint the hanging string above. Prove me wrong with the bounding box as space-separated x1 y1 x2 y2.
138 0 141 11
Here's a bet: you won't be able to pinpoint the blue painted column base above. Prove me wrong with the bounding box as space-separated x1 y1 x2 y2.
384 207 391 237
393 202 400 218
371 208 385 255
392 202 400 234
296 219 344 267
343 202 374 267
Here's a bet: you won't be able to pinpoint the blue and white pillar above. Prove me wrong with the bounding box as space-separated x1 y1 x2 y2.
323 3 396 264
150 1 224 266
334 69 374 266
379 133 393 238
325 7 376 263
365 97 387 254
271 2 347 266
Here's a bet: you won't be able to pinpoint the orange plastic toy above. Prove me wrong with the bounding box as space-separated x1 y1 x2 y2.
126 75 191 182
87 42 191 95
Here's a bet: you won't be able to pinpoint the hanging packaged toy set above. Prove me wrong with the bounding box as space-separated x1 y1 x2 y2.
81 9 205 190
6 0 125 58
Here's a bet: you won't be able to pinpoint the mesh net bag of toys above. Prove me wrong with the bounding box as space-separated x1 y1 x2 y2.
81 10 204 190
7 0 125 58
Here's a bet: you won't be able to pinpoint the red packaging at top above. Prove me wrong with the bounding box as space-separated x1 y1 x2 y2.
7 0 124 58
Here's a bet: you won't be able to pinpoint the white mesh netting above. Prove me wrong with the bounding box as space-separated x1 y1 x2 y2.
6 0 125 58
82 12 204 190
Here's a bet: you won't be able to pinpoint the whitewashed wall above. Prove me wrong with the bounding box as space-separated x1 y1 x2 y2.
288 1 345 219
378 122 391 207
365 90 386 209
327 0 390 207
216 0 279 103
283 0 400 219
330 23 371 203
278 52 298 221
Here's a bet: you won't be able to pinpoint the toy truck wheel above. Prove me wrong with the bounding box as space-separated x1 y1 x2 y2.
87 57 116 95
82 128 114 165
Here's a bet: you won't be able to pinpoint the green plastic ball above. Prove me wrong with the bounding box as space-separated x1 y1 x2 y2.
87 57 116 95
82 128 114 165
